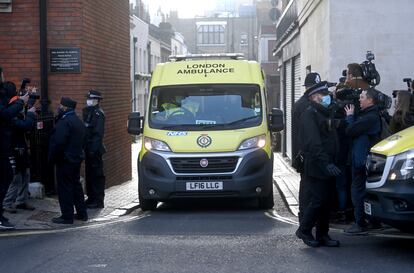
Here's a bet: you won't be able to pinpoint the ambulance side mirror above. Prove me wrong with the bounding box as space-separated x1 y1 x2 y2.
127 112 144 135
269 108 284 132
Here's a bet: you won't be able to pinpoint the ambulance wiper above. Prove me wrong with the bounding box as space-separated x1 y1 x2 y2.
160 125 189 130
227 115 259 125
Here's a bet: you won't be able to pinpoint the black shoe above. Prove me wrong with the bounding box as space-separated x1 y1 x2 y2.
0 219 15 230
15 203 35 211
52 216 73 224
295 229 320 247
74 214 88 221
317 235 340 247
87 203 104 209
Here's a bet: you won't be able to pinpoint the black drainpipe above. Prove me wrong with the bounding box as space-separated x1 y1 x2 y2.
39 0 48 113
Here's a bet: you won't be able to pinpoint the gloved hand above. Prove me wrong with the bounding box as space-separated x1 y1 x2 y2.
325 163 342 176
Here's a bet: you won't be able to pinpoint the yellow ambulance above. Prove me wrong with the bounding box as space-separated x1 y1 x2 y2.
128 53 284 211
365 126 414 232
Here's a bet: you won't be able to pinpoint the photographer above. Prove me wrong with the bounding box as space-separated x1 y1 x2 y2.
345 63 370 91
0 81 29 230
3 85 38 213
343 88 381 235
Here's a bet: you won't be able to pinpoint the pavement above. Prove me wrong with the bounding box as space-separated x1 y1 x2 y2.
272 153 300 217
2 141 142 230
3 136 302 231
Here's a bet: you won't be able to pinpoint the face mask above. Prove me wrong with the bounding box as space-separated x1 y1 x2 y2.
321 95 331 108
86 99 98 107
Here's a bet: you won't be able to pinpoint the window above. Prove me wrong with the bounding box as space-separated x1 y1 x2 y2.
197 24 225 45
240 33 248 46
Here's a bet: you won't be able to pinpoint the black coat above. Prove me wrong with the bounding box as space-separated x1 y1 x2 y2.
299 101 339 179
49 110 86 165
83 106 106 155
292 94 308 160
0 99 25 157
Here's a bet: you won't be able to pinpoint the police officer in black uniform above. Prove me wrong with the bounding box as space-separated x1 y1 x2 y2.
83 90 106 209
0 81 28 229
49 97 88 224
295 82 341 247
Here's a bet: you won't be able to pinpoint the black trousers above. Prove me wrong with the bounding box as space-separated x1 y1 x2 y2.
298 173 310 224
85 153 105 205
56 162 87 220
299 176 335 238
0 157 14 217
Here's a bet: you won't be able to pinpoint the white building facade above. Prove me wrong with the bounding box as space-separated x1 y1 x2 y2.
274 0 414 160
130 15 151 115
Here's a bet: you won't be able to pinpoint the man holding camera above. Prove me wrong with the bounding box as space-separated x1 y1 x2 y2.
83 90 106 209
345 63 370 91
3 85 38 213
295 81 341 248
344 88 381 235
49 97 88 224
0 81 29 229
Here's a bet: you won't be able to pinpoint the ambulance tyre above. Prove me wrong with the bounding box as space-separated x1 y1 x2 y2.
258 188 274 210
138 187 157 211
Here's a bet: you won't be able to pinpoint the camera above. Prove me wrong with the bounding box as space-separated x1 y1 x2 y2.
18 78 31 96
403 78 412 92
360 51 381 87
18 78 40 107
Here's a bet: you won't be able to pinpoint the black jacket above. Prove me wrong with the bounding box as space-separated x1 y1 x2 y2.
345 105 381 168
299 101 339 179
0 99 25 157
292 94 308 160
83 106 106 155
49 110 86 165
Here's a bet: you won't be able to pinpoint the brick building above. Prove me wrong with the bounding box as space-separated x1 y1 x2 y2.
0 0 131 189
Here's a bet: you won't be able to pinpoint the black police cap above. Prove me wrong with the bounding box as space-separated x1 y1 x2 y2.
60 97 77 109
86 89 103 100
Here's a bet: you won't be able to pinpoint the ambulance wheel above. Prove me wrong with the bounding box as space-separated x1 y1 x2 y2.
258 189 274 210
139 188 157 211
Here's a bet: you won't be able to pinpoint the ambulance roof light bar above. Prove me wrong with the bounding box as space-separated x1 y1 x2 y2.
169 53 245 62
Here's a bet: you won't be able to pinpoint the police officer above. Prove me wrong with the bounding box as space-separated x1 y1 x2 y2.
83 90 106 209
49 97 87 224
292 72 322 225
295 81 341 247
0 81 29 229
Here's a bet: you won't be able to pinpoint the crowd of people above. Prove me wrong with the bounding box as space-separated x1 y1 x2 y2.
0 69 106 229
292 65 414 247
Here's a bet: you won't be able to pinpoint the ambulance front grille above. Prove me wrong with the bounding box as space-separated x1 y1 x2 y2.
170 157 238 174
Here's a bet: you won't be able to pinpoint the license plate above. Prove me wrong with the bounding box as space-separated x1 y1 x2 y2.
364 202 372 215
186 182 223 191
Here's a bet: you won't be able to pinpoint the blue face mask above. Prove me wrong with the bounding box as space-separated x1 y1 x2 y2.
321 95 331 107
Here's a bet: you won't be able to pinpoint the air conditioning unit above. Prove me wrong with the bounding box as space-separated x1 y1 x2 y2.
0 0 12 13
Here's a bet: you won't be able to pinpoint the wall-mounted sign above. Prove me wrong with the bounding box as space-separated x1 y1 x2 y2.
50 47 81 73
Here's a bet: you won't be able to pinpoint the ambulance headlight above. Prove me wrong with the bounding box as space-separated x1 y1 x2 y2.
388 150 414 181
144 137 171 152
238 135 266 150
